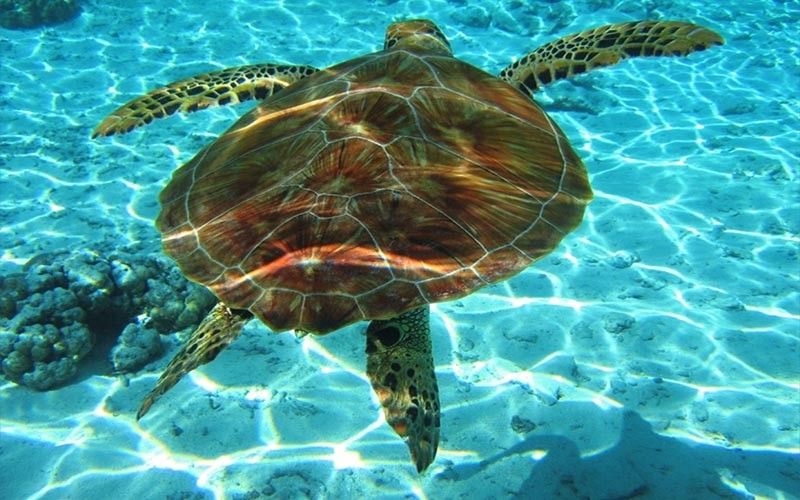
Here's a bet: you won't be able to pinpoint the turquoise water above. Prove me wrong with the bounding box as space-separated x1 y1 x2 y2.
1 0 798 498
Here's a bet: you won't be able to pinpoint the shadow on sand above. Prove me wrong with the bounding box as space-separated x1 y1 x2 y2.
438 410 798 499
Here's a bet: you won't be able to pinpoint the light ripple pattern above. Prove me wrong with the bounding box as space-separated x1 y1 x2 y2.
0 0 797 499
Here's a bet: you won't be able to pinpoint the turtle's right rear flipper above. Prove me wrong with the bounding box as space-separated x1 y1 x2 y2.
137 302 252 420
92 63 318 138
366 306 440 473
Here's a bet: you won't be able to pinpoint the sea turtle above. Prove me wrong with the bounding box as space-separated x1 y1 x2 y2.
93 19 723 472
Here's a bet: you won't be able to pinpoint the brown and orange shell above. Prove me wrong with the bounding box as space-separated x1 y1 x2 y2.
157 49 592 334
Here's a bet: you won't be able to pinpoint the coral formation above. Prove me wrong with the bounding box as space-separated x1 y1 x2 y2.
110 323 163 373
0 250 215 390
0 0 82 30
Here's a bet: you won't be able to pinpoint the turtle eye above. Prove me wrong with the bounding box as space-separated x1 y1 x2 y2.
376 326 401 347
424 27 451 50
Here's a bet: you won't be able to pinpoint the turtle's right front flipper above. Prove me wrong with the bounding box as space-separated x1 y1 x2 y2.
92 63 318 138
137 302 252 420
500 21 724 96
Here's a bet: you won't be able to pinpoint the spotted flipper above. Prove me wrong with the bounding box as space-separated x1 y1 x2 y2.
366 306 440 473
92 63 318 138
500 21 724 96
137 302 252 420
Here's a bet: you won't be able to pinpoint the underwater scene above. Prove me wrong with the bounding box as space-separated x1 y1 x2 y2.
1 0 798 498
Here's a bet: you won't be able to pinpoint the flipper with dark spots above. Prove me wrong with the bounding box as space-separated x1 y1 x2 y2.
92 63 318 137
500 21 724 96
366 305 440 473
137 302 252 420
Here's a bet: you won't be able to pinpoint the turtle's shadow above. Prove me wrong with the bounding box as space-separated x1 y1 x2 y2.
437 410 798 498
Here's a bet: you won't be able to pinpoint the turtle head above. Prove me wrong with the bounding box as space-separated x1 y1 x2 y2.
384 19 452 56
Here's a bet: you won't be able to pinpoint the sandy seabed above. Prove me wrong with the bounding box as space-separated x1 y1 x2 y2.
1 0 798 498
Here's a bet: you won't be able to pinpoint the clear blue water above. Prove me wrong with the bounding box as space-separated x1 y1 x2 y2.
1 1 798 499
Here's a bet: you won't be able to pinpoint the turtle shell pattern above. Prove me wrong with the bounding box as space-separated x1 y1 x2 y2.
157 47 593 334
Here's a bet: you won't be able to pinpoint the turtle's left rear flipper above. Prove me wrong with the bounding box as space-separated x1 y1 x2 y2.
500 21 724 96
92 63 318 137
137 302 252 420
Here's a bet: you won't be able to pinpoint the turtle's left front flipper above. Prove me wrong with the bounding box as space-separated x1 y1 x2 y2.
136 302 252 420
92 63 318 137
366 306 440 473
500 21 724 97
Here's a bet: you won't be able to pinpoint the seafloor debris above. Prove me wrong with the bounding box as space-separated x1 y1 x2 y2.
0 249 215 390
0 0 82 30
